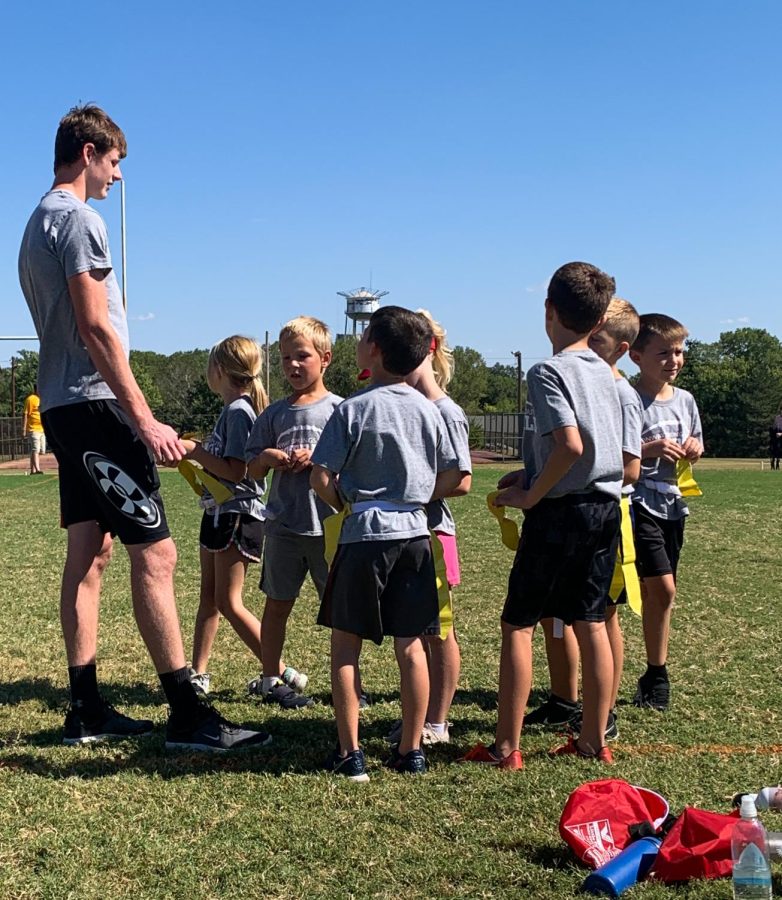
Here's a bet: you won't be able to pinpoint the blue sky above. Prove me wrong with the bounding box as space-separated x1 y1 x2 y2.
2 2 780 374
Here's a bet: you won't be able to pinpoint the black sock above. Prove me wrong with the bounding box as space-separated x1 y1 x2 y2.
645 663 668 680
68 664 102 711
159 667 203 720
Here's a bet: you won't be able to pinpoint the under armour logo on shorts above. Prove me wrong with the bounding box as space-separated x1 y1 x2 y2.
82 452 161 528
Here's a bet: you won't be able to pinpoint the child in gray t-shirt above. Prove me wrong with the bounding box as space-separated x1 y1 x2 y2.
311 306 461 782
179 337 268 698
245 316 341 710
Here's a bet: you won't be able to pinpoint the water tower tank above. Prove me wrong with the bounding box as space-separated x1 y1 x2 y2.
338 287 389 336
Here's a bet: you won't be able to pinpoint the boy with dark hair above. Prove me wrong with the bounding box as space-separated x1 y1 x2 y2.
18 104 268 751
462 261 623 767
629 313 703 711
310 306 461 781
525 298 642 740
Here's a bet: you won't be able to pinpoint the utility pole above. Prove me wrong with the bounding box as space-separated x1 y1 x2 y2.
264 331 270 401
10 356 17 416
512 351 522 412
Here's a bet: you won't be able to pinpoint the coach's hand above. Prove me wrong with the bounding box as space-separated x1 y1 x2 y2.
139 419 187 465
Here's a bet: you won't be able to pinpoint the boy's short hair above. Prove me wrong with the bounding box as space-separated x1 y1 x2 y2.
366 306 433 376
279 316 332 357
54 105 127 173
602 298 640 347
547 262 616 335
632 313 689 352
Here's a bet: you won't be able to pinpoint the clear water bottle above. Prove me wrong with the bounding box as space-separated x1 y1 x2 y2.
732 795 772 899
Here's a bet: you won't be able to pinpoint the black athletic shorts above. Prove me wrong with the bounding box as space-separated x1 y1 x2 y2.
42 399 170 545
632 503 685 580
317 536 438 646
199 510 264 562
502 492 621 628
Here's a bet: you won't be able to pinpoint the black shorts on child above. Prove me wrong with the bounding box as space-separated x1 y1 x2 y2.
632 503 685 580
502 492 621 628
42 399 170 545
199 511 264 563
317 536 438 645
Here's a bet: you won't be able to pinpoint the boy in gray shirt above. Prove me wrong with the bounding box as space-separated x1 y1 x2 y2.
628 313 703 711
461 262 622 769
311 306 460 781
246 316 341 710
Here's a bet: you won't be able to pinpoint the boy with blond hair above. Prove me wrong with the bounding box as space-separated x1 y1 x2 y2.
525 298 642 741
462 262 623 767
246 316 342 709
629 313 703 711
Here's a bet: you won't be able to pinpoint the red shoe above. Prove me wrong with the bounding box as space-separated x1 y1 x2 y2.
459 741 523 770
550 736 613 764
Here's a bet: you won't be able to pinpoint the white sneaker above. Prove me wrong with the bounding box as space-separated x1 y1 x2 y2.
422 722 451 745
188 669 211 696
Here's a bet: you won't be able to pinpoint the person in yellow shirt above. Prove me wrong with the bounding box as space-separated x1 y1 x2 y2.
22 384 45 475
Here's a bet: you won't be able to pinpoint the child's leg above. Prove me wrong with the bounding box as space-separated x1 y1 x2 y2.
604 606 623 709
540 617 579 703
572 619 613 753
394 635 429 755
424 626 460 724
192 547 219 673
331 628 363 752
260 597 293 680
495 621 534 757
640 574 676 666
213 545 263 662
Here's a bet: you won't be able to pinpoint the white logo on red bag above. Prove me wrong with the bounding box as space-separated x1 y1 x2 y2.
564 819 618 867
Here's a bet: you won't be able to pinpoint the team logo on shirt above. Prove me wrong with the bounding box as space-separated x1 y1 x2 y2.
277 424 324 455
82 452 161 528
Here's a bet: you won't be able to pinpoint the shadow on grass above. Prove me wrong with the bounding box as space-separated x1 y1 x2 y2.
0 677 164 710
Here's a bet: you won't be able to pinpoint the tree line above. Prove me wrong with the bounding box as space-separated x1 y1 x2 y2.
3 327 781 457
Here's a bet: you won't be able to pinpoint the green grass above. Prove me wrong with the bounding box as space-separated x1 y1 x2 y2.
1 466 781 898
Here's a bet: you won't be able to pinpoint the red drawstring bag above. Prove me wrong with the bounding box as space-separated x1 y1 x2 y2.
651 807 739 882
560 779 670 868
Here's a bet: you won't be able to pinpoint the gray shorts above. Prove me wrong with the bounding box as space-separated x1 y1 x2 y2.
29 431 46 453
260 531 329 602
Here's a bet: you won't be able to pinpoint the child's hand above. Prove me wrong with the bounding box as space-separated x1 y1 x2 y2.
180 439 198 457
682 436 703 461
495 484 535 510
262 449 291 470
497 468 526 490
289 447 313 473
642 438 686 462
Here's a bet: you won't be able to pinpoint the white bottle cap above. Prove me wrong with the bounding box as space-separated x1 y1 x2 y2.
741 795 759 819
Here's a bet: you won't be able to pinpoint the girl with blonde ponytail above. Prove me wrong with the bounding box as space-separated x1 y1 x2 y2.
384 310 472 747
179 335 269 694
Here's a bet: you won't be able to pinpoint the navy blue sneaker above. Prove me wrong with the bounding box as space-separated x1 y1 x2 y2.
63 701 154 745
325 746 370 782
385 746 427 775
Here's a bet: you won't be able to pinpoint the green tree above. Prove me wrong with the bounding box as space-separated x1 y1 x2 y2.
449 346 489 414
325 335 363 400
677 328 782 457
482 362 523 413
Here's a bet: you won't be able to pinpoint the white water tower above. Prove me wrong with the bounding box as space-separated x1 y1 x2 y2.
338 287 389 336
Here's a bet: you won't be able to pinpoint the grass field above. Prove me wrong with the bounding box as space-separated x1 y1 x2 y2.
1 465 781 899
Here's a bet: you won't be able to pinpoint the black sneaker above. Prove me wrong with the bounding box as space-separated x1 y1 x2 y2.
524 695 580 729
632 674 670 711
63 701 154 745
325 746 370 782
264 681 315 710
359 691 371 709
165 703 272 752
568 709 619 742
385 747 427 775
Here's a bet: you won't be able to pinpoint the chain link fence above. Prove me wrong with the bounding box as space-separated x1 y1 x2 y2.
0 417 25 461
468 413 522 460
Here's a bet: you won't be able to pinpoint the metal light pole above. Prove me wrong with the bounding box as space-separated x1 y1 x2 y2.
513 350 523 412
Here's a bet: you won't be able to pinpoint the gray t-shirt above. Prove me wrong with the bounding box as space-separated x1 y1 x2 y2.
311 383 459 543
631 387 703 521
18 190 129 412
426 396 472 535
616 375 643 497
202 396 265 520
522 349 623 501
245 392 342 536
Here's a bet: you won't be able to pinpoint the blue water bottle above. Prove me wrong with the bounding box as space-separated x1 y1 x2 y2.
582 836 662 896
